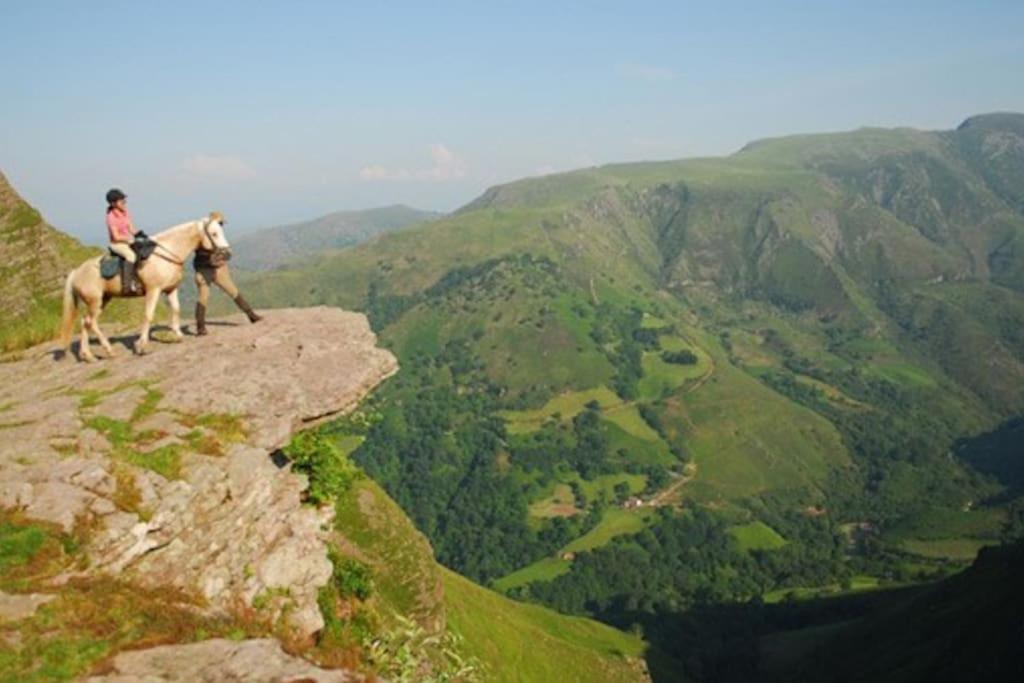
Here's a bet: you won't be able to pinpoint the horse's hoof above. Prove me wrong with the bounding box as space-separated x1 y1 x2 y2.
81 354 97 364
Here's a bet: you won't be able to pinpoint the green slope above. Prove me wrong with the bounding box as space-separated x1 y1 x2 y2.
444 567 647 682
0 171 97 352
287 427 652 681
237 113 1024 620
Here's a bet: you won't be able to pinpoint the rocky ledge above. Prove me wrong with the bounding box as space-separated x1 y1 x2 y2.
0 307 397 677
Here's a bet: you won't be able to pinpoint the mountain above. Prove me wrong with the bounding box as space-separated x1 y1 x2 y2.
233 114 1024 677
0 170 96 351
230 204 441 271
0 308 649 681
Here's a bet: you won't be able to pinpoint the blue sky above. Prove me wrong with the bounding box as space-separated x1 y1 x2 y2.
2 0 1022 243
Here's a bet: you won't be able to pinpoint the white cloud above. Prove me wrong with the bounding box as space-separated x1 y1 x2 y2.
615 63 675 82
359 144 466 182
182 154 256 181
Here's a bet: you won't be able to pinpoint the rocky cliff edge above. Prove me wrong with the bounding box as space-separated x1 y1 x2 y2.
0 306 397 680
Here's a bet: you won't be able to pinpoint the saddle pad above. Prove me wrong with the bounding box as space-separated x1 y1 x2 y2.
100 255 120 279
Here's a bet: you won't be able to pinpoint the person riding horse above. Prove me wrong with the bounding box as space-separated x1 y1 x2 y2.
105 188 142 294
192 213 262 335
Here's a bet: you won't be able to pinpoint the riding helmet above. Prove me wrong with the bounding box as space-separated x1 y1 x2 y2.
106 188 126 205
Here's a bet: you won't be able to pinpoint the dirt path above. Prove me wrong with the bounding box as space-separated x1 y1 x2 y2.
648 462 697 507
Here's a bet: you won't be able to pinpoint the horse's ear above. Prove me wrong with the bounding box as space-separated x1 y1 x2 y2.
209 211 224 223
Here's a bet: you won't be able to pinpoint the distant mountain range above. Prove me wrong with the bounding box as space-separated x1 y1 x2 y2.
230 204 441 270
235 112 1024 679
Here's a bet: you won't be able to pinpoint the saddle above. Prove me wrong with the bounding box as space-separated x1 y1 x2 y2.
100 236 158 295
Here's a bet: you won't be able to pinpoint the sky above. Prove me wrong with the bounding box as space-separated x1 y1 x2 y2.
1 0 1022 244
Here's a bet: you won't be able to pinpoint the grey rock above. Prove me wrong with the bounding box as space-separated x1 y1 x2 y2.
0 307 397 643
82 637 358 682
0 591 56 622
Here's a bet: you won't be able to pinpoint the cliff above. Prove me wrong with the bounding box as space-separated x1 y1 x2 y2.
0 305 650 681
0 307 397 680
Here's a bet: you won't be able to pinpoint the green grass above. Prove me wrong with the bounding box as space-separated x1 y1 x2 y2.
563 508 654 554
492 557 572 592
528 483 579 519
728 521 788 551
569 473 648 504
83 415 182 480
663 335 850 500
885 506 1005 542
331 477 445 628
636 337 711 401
0 519 49 577
640 313 670 329
867 361 938 388
500 386 622 435
603 419 676 467
603 404 661 441
443 567 647 683
763 575 882 603
499 503 655 591
900 538 992 561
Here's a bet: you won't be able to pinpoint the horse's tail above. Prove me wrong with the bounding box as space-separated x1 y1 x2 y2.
57 270 77 350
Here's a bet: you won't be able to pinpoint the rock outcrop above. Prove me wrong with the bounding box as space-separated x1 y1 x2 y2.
85 638 355 682
0 307 397 645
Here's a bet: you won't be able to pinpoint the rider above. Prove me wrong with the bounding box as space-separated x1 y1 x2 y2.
105 188 141 294
193 212 262 335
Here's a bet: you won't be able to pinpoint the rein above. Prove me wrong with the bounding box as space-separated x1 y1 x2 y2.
149 219 219 266
152 241 186 266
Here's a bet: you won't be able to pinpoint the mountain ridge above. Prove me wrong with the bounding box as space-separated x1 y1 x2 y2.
230 113 1024 679
231 204 441 271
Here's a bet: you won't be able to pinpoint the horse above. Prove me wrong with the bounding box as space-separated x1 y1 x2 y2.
58 213 231 361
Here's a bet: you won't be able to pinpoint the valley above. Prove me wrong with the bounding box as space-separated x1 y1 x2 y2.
232 112 1024 679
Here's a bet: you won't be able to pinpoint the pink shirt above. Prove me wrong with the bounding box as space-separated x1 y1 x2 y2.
107 208 134 242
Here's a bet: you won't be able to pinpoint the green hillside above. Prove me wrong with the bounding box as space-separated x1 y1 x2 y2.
236 114 1024 678
0 171 97 352
282 426 651 681
231 204 440 271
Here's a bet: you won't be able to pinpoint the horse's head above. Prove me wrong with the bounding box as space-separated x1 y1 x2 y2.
200 211 231 252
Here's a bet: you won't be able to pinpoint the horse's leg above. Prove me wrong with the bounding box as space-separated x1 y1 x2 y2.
79 306 96 363
89 298 116 357
134 288 162 354
166 288 184 341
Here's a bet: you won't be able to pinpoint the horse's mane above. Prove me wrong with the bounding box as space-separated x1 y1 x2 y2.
152 219 202 241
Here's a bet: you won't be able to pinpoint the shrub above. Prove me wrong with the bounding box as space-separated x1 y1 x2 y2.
284 430 363 505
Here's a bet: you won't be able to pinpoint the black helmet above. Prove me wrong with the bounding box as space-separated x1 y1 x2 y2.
106 188 126 205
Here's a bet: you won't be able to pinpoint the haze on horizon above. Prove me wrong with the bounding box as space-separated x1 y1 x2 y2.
1 0 1022 245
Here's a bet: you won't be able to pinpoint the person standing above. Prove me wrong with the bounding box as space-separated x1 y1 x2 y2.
193 223 262 335
105 188 141 294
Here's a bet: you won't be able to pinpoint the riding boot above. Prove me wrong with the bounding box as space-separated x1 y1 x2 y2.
195 303 208 336
121 259 137 295
233 295 263 323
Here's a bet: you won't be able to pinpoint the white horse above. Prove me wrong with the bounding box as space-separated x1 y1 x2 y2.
58 213 231 360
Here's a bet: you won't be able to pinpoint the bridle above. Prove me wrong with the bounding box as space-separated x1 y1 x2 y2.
150 219 226 266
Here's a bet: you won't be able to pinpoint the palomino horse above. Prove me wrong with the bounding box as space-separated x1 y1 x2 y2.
58 213 231 361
